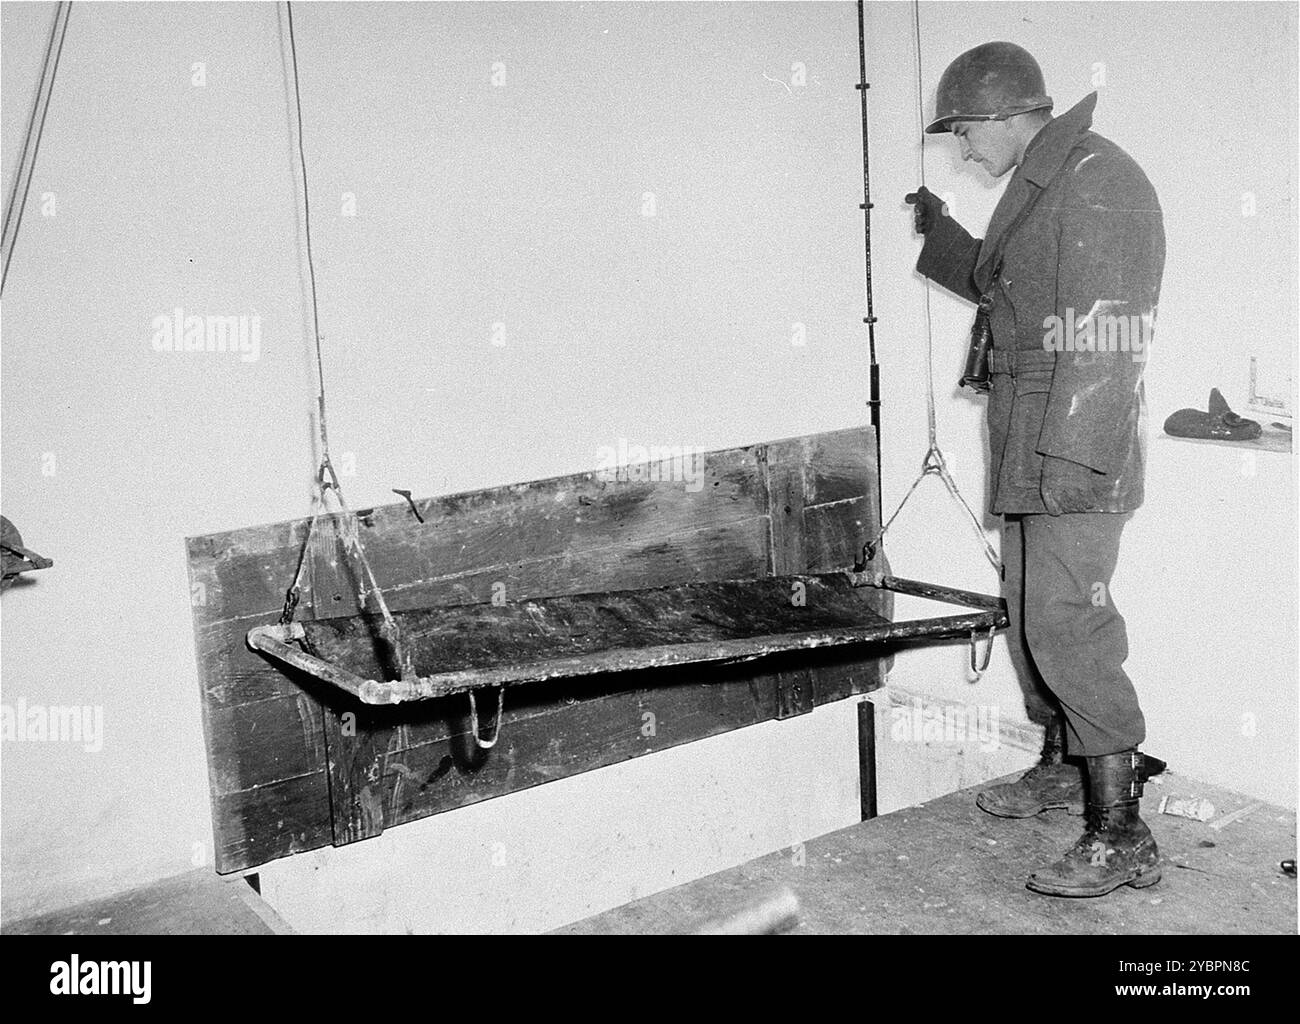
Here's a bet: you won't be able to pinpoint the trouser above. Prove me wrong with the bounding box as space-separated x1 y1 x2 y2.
1001 512 1145 757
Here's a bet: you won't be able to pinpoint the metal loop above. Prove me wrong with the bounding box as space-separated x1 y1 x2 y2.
279 586 301 627
968 625 996 678
468 687 506 750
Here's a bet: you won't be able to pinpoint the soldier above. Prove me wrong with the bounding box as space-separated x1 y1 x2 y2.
906 42 1167 897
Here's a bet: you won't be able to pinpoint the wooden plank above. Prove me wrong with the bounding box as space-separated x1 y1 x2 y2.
804 428 876 506
189 445 772 627
800 432 888 700
297 574 892 684
281 514 776 853
759 439 816 719
195 518 775 865
2 869 283 937
210 772 334 872
194 618 314 709
193 522 770 712
323 667 780 834
187 426 887 873
303 513 388 846
205 695 325 796
760 439 808 574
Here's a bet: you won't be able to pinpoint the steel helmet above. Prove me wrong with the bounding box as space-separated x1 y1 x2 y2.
925 42 1053 134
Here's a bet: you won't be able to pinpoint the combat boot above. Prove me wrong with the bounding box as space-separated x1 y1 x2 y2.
1025 749 1161 897
977 716 1085 817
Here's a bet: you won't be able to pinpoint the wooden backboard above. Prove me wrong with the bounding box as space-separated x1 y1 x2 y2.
186 427 886 873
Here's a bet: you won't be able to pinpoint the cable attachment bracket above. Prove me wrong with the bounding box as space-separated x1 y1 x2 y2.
279 586 302 627
469 687 506 750
968 624 996 679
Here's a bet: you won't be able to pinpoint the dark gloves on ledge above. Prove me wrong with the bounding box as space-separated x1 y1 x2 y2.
1164 388 1262 442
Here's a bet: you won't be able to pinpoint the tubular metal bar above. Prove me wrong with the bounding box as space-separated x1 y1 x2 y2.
247 572 1007 706
850 571 1006 611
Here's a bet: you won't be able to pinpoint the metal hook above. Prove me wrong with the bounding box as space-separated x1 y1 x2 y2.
468 687 506 750
968 625 995 678
392 489 424 523
920 444 944 476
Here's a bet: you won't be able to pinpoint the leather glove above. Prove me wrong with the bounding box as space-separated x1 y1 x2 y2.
904 185 946 235
1040 456 1098 516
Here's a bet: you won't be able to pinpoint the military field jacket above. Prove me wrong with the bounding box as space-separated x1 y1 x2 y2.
917 92 1166 514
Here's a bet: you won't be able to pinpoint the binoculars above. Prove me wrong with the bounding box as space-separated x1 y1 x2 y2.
960 293 995 392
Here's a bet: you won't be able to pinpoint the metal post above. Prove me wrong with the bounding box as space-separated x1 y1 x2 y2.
858 697 878 821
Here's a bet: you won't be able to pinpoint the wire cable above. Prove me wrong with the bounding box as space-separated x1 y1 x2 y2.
913 0 938 446
279 1 406 671
284 0 331 459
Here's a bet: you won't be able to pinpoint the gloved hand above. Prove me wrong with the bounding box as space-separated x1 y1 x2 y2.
904 186 946 235
1040 456 1097 516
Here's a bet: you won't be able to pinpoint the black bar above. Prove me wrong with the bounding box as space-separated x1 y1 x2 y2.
856 0 882 481
858 698 877 821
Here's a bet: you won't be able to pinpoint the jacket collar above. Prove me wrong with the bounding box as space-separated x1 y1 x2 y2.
1018 91 1098 188
973 92 1099 281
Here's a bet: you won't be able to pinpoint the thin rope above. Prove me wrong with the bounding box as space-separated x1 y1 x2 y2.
279 1 407 671
284 0 331 459
862 0 1002 579
1 2 71 296
913 0 938 446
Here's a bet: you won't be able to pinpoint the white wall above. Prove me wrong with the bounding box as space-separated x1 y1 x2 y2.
1 1 1294 929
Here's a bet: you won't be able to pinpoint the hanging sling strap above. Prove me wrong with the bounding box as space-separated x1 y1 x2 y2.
278 2 510 741
279 2 405 670
859 1 1003 585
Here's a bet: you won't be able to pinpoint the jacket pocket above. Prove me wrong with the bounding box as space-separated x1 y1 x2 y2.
1012 371 1053 398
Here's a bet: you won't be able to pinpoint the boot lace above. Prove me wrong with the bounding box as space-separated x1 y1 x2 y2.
1020 757 1067 784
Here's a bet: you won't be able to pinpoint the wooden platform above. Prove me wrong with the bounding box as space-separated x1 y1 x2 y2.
2 870 290 936
263 572 996 703
284 574 896 698
557 772 1298 935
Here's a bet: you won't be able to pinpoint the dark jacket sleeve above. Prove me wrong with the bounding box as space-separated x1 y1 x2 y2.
1037 156 1165 473
915 211 982 304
